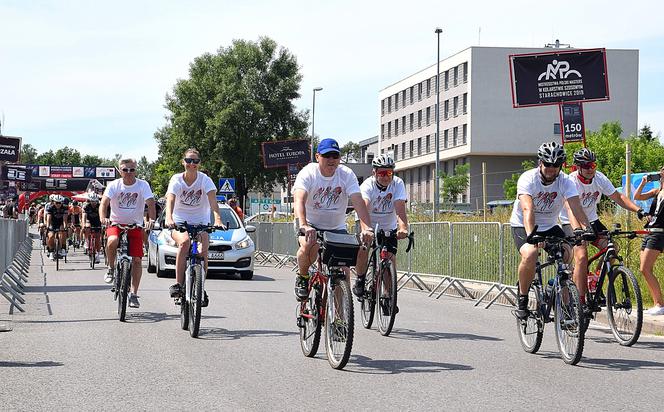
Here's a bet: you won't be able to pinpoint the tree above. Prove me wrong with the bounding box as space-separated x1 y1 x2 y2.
153 37 308 204
441 163 470 203
52 147 81 165
503 160 535 200
20 144 38 164
639 124 655 142
340 141 361 163
136 156 155 182
81 155 106 166
36 150 55 165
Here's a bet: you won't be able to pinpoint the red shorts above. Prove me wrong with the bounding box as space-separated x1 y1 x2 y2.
106 226 144 258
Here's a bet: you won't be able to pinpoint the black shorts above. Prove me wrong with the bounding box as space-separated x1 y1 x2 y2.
376 232 398 254
562 220 607 247
642 233 664 252
297 226 348 237
511 225 566 251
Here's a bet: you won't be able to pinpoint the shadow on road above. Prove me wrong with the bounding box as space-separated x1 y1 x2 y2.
389 328 503 342
586 328 664 350
347 354 473 374
197 328 297 340
0 360 63 368
25 284 113 293
580 357 664 371
207 273 274 282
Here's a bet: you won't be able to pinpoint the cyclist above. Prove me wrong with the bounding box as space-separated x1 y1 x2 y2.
37 203 47 240
510 142 594 319
353 154 409 302
165 148 223 306
82 192 103 264
143 197 165 252
292 138 374 301
100 158 156 309
634 166 664 315
560 148 646 314
45 194 69 260
68 200 83 248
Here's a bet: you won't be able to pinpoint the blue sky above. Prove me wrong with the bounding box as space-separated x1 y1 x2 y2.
1 0 663 161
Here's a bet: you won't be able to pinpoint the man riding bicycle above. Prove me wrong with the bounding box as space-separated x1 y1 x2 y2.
292 138 374 301
82 192 103 264
510 142 594 319
560 147 646 314
68 200 83 247
45 194 69 260
352 154 409 299
100 158 156 309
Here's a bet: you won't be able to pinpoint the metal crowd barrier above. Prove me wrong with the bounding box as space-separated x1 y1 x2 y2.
1 218 31 315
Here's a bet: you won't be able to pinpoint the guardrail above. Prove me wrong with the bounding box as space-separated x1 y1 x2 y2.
1 218 31 317
248 221 558 308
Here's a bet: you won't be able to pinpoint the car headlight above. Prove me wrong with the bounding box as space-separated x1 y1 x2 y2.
163 231 177 247
235 237 253 250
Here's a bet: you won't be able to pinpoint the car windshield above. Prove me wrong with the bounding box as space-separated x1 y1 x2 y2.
215 208 240 229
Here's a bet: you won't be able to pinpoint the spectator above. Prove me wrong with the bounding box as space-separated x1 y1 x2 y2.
229 197 244 221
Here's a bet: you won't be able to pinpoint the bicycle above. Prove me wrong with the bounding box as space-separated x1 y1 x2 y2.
297 230 360 369
87 226 102 269
110 223 137 322
515 227 589 365
582 223 646 346
49 228 68 271
173 223 222 338
359 228 414 336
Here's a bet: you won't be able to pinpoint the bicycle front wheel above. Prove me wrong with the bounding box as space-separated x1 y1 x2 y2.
55 237 61 271
299 282 322 357
607 266 643 346
189 264 203 338
376 261 398 336
118 259 131 322
516 281 544 354
554 278 584 365
325 277 354 370
360 262 376 329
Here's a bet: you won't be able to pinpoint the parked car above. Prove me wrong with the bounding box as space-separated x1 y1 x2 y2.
147 203 256 280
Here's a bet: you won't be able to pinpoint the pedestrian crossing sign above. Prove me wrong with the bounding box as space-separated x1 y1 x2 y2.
218 178 236 193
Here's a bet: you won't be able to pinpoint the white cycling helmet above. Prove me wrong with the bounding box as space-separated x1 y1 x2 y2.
372 154 395 169
88 193 100 203
52 195 65 203
537 141 566 166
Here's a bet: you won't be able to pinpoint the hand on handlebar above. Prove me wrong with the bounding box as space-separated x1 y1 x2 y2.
360 229 374 246
396 228 409 240
300 225 317 245
165 217 176 229
637 208 651 222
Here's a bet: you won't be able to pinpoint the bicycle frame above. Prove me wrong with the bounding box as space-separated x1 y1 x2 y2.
183 231 205 306
533 239 573 322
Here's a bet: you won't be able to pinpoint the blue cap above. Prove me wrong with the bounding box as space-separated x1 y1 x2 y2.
317 138 340 154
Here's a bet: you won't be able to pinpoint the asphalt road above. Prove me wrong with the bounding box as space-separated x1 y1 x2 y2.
3 239 664 411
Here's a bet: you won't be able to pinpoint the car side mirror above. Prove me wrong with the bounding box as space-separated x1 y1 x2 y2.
245 225 256 233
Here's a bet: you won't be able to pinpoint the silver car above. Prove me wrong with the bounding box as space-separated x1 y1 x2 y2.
147 204 256 280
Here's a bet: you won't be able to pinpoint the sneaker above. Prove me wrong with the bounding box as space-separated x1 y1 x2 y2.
646 305 664 316
94 253 101 264
515 295 529 320
294 275 310 301
201 291 209 307
128 293 140 308
352 277 365 298
169 283 183 298
104 269 115 284
59 249 67 257
50 253 56 261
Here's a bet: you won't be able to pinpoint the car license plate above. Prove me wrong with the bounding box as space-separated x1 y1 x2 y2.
208 251 224 260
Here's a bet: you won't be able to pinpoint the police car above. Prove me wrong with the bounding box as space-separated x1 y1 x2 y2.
147 203 256 279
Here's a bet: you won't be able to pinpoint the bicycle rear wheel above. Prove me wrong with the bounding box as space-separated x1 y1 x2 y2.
189 264 203 338
515 281 544 354
55 237 60 271
89 236 96 269
554 278 584 365
376 261 398 336
360 259 376 329
180 277 189 330
117 259 131 322
325 276 354 370
299 281 322 357
607 266 643 346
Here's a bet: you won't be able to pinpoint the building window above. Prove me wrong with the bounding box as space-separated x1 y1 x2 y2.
444 100 449 120
463 93 468 114
388 96 392 113
444 70 449 90
381 124 385 139
395 118 399 136
453 96 459 117
394 145 398 159
463 62 468 82
453 66 458 87
409 140 414 158
410 86 414 104
417 137 422 156
444 129 449 148
418 83 422 100
426 107 431 126
402 90 406 107
426 79 431 98
388 122 392 138
402 116 406 134
426 135 430 153
381 99 385 116
554 123 561 135
463 124 467 145
418 110 422 128
395 93 399 110
410 113 414 131
453 126 458 146
401 142 406 159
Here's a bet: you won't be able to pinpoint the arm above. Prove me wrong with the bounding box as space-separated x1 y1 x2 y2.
394 199 409 239
634 175 658 201
46 212 51 228
563 199 581 229
294 188 315 244
608 190 642 213
146 198 156 227
207 191 222 227
100 196 110 225
566 196 592 229
165 193 176 228
519 194 536 235
350 193 374 244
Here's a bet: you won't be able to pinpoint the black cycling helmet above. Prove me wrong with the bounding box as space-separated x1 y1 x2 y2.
72 200 79 206
537 142 566 166
372 154 395 169
573 147 596 165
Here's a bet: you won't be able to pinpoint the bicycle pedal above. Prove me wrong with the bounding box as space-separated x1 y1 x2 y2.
296 316 305 328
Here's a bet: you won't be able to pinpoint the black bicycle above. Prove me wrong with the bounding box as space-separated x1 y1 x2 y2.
359 229 414 336
50 228 68 271
111 223 137 322
516 227 589 365
582 223 645 346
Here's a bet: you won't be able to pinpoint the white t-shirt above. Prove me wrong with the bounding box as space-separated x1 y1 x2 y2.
166 172 217 225
293 163 360 230
104 178 154 225
509 168 578 230
560 170 616 224
360 176 407 231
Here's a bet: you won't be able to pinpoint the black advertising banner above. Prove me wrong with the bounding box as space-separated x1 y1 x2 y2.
18 181 42 192
1 165 32 182
559 102 586 144
510 48 609 107
0 135 21 162
261 139 310 168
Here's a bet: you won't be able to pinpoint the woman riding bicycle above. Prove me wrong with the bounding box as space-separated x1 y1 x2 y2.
166 148 223 306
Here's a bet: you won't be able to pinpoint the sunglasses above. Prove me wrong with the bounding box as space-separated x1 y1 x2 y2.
121 168 136 172
376 170 394 177
184 158 201 164
320 152 340 159
542 161 563 168
579 162 596 170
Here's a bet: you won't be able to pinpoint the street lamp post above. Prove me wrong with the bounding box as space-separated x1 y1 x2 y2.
311 87 323 162
434 28 442 221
